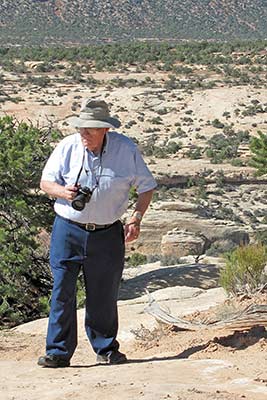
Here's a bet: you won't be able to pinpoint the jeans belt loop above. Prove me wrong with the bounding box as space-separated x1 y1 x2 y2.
85 223 96 231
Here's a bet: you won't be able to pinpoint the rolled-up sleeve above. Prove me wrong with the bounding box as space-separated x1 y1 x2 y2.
132 146 157 194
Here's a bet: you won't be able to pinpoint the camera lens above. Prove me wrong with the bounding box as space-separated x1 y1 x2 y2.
71 198 86 211
71 186 92 211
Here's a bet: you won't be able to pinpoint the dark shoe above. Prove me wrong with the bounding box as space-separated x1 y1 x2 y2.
37 354 70 368
96 350 127 365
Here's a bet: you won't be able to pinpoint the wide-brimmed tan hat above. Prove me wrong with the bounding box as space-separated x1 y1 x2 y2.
67 98 121 129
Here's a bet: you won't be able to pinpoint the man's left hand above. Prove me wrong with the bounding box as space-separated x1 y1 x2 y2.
124 220 140 242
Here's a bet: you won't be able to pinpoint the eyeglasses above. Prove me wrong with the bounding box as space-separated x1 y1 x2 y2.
80 128 107 135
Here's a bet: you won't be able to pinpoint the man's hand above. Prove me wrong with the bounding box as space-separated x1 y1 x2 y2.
62 185 79 201
40 180 78 201
124 189 154 242
124 220 140 242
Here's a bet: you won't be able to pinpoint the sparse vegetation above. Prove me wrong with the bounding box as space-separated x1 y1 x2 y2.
220 244 267 295
1 1 267 46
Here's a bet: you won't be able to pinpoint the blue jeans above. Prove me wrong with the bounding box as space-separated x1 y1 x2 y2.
46 215 125 361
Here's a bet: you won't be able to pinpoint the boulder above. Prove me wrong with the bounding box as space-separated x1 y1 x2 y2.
132 210 251 256
161 229 206 257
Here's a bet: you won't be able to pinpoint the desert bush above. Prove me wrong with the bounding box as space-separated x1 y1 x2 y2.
231 158 245 167
23 75 51 87
186 146 203 159
214 170 226 187
175 127 187 138
157 108 168 115
206 133 239 162
242 103 265 117
222 111 231 119
153 147 168 158
125 119 137 129
249 131 267 176
182 116 194 124
140 136 181 158
35 62 54 72
219 244 267 295
212 119 224 129
149 116 163 125
166 141 182 154
128 253 147 267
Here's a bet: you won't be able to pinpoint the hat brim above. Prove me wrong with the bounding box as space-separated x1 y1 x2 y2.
67 116 121 129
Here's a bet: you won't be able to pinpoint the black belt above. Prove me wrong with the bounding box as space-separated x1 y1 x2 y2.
69 219 116 231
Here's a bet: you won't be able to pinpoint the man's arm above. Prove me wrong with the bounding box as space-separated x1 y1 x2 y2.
124 189 154 243
40 180 78 202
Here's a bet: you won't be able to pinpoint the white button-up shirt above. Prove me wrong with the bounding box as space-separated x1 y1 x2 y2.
41 131 157 224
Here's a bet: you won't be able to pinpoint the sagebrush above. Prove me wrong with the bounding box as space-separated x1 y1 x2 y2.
220 244 267 295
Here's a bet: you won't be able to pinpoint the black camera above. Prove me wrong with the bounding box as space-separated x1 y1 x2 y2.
71 186 92 211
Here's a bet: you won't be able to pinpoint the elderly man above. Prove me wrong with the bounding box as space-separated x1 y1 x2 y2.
38 98 156 367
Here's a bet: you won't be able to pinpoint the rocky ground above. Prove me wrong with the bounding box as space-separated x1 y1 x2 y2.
1 61 267 400
0 260 267 400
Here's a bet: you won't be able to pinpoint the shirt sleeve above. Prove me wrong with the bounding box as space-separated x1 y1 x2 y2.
41 143 64 184
132 146 157 194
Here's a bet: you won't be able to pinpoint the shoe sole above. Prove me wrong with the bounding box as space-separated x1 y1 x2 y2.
38 362 70 368
96 356 127 365
38 357 70 368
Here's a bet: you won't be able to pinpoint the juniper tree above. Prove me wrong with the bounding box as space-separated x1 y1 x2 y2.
0 116 62 326
249 131 267 176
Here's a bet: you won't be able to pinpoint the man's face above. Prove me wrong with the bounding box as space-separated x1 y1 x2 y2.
80 127 109 150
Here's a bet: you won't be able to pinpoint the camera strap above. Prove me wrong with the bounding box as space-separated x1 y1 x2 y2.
74 148 103 191
74 149 85 187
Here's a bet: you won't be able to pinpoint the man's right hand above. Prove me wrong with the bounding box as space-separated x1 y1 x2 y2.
40 180 79 201
63 185 79 201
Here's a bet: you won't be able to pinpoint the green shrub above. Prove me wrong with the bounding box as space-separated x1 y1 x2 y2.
149 116 163 125
128 253 147 267
206 133 239 162
231 158 245 167
212 119 225 129
249 131 267 176
175 127 187 138
187 146 203 159
0 116 62 327
219 244 267 295
166 141 182 154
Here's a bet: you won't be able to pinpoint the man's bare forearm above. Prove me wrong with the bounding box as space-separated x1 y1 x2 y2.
134 189 154 216
40 180 78 201
125 189 154 242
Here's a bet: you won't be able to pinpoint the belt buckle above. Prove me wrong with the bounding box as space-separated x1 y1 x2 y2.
85 223 96 231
